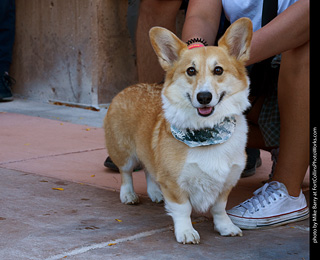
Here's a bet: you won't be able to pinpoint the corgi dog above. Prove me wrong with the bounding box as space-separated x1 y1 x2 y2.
104 18 253 244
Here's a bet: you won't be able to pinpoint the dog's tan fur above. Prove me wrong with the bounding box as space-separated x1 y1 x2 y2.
104 18 253 244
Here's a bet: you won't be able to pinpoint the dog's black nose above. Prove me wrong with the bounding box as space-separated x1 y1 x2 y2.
197 92 212 105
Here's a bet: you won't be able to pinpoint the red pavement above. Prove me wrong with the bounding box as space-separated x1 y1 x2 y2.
0 112 309 209
0 111 310 259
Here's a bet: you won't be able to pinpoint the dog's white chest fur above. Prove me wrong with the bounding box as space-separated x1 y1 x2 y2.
178 163 222 213
177 115 247 213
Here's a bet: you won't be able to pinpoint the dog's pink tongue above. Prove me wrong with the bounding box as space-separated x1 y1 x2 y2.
198 107 213 116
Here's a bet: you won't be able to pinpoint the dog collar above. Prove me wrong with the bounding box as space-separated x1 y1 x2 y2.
170 116 236 148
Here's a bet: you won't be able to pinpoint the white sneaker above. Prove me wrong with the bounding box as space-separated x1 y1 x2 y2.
227 181 309 229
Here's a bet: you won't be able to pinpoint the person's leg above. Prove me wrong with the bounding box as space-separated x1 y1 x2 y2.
0 0 15 75
136 0 182 83
227 41 310 229
0 0 15 101
271 41 310 197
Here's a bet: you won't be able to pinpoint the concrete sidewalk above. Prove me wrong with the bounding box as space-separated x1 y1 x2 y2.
0 99 310 259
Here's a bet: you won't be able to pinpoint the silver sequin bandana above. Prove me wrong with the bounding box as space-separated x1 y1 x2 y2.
171 116 236 148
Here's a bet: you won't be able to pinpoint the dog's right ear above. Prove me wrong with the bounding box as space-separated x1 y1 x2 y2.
218 18 253 63
149 27 187 71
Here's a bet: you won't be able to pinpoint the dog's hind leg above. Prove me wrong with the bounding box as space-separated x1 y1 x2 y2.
119 157 140 205
145 170 163 203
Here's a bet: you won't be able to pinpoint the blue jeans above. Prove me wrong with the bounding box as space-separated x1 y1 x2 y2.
0 0 15 74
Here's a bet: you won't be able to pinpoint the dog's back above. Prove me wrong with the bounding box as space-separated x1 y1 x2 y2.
104 83 163 172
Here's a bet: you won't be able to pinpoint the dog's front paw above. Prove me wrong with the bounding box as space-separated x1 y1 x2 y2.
175 228 200 244
215 222 243 237
120 191 139 205
120 185 139 205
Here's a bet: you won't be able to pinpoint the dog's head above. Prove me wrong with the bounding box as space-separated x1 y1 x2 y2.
149 18 253 130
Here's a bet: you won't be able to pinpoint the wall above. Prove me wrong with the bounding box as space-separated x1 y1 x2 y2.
11 0 138 107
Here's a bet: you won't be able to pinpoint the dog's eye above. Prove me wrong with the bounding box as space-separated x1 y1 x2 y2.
213 66 223 76
186 67 197 76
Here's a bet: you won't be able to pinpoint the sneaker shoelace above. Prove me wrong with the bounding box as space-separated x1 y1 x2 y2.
239 182 284 214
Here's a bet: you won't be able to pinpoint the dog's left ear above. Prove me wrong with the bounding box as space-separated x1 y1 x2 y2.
218 18 253 63
149 27 187 71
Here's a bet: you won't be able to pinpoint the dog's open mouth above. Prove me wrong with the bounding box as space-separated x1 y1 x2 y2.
186 91 226 117
196 92 226 117
197 107 214 117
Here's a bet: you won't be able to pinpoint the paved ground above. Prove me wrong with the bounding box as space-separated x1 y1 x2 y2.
0 99 310 259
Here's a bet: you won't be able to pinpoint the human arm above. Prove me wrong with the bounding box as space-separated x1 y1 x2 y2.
181 0 222 45
247 0 309 65
181 0 309 65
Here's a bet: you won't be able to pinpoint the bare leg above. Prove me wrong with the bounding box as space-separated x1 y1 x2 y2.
272 41 310 197
136 0 182 83
246 41 309 196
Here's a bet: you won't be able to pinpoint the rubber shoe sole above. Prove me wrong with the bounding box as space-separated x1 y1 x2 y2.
228 206 309 229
